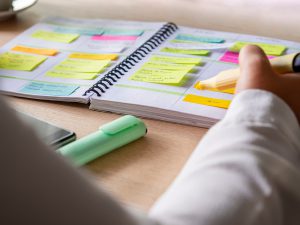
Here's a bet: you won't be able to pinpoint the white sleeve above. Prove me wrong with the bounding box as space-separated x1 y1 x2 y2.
149 90 300 225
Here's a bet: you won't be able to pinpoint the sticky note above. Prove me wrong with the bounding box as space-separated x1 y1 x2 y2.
175 34 225 43
161 47 210 56
229 41 286 56
19 82 79 96
92 35 138 41
219 51 275 64
54 59 110 73
142 62 195 71
130 68 188 84
149 55 202 65
12 45 58 56
54 27 104 36
0 52 47 71
69 52 118 60
31 30 80 43
183 94 231 109
103 29 144 36
46 70 98 80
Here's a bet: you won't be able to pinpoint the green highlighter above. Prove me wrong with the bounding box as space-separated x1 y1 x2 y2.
58 115 147 166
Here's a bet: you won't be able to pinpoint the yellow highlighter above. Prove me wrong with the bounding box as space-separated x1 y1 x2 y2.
195 52 300 91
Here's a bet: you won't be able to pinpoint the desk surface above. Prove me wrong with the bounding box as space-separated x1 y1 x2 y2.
2 0 300 211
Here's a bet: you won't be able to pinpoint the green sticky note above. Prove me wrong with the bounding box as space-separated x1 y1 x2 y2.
19 82 79 96
229 41 286 56
54 27 104 36
161 47 210 56
142 62 195 71
130 68 189 84
31 30 80 43
103 28 144 36
0 52 47 71
46 70 98 80
54 59 110 73
175 34 224 43
149 55 202 65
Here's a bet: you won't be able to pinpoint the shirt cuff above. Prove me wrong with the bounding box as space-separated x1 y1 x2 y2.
224 89 300 145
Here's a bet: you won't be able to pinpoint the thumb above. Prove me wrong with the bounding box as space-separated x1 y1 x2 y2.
236 45 275 93
239 45 273 78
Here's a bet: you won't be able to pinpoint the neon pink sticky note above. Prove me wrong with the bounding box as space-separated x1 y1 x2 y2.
91 35 138 41
220 51 275 64
219 51 239 64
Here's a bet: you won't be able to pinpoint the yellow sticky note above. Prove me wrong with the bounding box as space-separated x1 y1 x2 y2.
69 52 118 60
54 59 110 73
229 41 286 56
31 30 80 43
149 55 202 65
183 94 231 109
130 68 188 84
12 45 59 56
161 47 210 56
46 70 98 80
142 62 195 71
0 52 47 71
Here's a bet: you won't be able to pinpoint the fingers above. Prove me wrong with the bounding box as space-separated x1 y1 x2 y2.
239 45 273 78
236 45 277 93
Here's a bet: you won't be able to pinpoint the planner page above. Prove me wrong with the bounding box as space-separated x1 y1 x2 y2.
0 17 165 103
91 26 300 127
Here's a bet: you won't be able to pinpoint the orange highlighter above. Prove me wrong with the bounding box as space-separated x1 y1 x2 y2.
195 52 300 91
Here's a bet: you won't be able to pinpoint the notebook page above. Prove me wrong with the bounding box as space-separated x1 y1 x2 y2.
90 26 300 126
0 17 165 103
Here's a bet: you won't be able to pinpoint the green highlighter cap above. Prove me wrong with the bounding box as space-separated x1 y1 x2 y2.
58 115 147 166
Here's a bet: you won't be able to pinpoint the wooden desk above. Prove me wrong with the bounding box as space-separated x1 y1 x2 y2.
1 0 300 211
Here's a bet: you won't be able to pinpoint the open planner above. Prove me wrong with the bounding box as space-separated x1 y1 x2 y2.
1 17 300 127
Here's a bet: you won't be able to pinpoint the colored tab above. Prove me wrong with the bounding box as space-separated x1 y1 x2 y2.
149 55 202 65
54 27 104 36
103 28 144 36
31 30 80 43
130 68 189 84
219 51 275 64
142 62 195 71
19 82 79 96
46 70 98 80
229 41 286 56
69 52 118 60
161 47 210 56
183 94 231 109
12 45 58 56
0 52 47 71
175 34 225 43
54 59 110 73
219 51 240 64
92 35 138 41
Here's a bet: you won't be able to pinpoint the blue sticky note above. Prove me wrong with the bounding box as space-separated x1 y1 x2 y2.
175 34 224 43
20 82 79 96
103 28 144 36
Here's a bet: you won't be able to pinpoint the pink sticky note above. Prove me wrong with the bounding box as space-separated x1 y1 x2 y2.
91 35 138 41
219 51 239 64
220 51 275 64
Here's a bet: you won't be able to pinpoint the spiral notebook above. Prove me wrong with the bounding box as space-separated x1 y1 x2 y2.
1 17 300 127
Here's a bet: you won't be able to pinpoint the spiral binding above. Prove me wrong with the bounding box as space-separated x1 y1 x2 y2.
84 22 178 97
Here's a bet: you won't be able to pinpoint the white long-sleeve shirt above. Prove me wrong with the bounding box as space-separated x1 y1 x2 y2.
1 89 300 225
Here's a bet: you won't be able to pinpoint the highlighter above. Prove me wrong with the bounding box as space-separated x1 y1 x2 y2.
195 52 300 91
58 115 147 166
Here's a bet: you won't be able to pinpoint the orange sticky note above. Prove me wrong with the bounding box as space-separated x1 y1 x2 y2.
183 94 231 109
12 45 58 56
69 52 118 60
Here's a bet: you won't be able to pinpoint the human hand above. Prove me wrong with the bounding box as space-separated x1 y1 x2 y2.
236 45 300 123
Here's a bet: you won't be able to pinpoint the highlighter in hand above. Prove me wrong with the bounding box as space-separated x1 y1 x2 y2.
195 52 300 91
